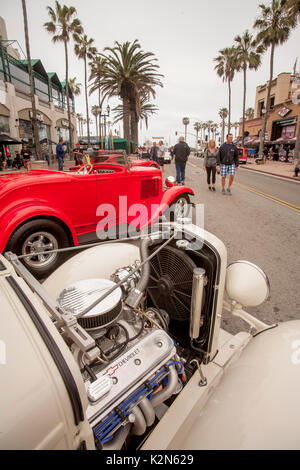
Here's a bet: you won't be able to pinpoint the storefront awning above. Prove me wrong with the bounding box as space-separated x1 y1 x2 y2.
0 133 22 144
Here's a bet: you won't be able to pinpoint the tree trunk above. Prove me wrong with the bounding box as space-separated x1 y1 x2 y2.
228 80 231 135
84 55 90 146
130 108 138 152
98 87 101 140
22 0 41 159
95 115 98 138
259 41 275 162
123 97 130 154
222 119 225 144
64 38 73 156
242 63 246 147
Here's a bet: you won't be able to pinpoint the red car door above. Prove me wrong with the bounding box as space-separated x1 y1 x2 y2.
95 164 130 239
66 173 97 237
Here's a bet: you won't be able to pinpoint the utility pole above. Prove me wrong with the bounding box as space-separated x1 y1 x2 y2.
22 0 41 159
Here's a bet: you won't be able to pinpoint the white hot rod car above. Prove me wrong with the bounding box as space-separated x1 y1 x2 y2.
0 219 300 450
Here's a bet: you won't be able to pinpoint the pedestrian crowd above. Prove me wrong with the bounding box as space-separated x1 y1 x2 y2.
149 133 239 194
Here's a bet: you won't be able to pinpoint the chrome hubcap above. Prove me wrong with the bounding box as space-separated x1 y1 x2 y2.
22 231 58 269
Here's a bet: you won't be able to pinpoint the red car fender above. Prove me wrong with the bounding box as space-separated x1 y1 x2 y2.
0 203 78 253
145 186 194 227
131 160 159 169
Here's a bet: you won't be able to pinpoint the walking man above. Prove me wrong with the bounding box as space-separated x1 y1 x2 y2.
172 136 190 185
217 133 239 195
150 141 159 164
56 138 64 171
42 143 50 167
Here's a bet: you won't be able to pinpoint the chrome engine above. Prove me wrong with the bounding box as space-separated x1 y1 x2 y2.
57 269 182 449
54 229 217 449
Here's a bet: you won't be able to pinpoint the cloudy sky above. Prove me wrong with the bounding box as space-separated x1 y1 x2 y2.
2 0 300 146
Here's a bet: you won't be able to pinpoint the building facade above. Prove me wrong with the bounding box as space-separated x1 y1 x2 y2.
0 17 77 157
239 72 300 142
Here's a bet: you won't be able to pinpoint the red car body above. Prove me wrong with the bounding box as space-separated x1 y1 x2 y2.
0 161 193 276
72 152 160 170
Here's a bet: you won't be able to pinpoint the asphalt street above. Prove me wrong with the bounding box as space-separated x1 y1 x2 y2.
163 154 300 334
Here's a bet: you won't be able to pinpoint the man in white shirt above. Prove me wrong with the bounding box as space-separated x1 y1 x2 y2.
157 140 165 171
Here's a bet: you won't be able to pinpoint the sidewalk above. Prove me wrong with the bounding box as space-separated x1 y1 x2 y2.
241 158 299 181
0 158 77 175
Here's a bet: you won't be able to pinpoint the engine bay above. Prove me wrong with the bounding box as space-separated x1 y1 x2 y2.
5 224 223 450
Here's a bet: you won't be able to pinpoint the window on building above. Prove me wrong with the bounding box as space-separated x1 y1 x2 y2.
9 62 31 94
0 115 10 135
38 123 51 141
270 97 275 109
259 101 265 116
34 76 49 101
57 127 69 143
9 62 29 84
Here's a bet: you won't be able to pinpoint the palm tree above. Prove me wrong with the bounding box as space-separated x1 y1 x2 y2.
232 122 240 138
69 77 82 97
199 122 204 142
112 97 158 133
194 122 201 147
89 55 106 139
212 123 219 140
75 112 83 137
235 30 264 146
214 46 238 134
74 34 97 146
206 120 213 140
44 1 82 152
286 0 300 16
245 107 255 120
182 117 190 142
100 40 163 153
22 0 41 159
219 107 228 144
202 122 208 143
91 105 100 138
254 0 296 161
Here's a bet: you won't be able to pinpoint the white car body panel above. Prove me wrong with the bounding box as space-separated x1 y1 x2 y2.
1 220 300 450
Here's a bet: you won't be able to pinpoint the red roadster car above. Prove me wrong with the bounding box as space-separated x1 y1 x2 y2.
0 155 193 277
72 150 160 170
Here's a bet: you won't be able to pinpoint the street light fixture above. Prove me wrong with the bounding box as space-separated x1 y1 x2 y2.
99 104 110 141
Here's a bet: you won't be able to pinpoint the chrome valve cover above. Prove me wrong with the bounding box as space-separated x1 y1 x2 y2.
86 328 176 424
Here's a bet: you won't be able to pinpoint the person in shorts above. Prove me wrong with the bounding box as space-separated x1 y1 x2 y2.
217 133 239 195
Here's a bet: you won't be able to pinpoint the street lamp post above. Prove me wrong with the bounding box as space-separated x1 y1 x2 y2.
99 104 110 146
258 107 267 162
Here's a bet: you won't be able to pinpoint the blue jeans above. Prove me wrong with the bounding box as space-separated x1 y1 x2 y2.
175 162 186 184
42 154 50 166
57 157 64 171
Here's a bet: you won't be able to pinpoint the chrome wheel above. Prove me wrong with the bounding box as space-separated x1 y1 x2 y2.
22 231 58 269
